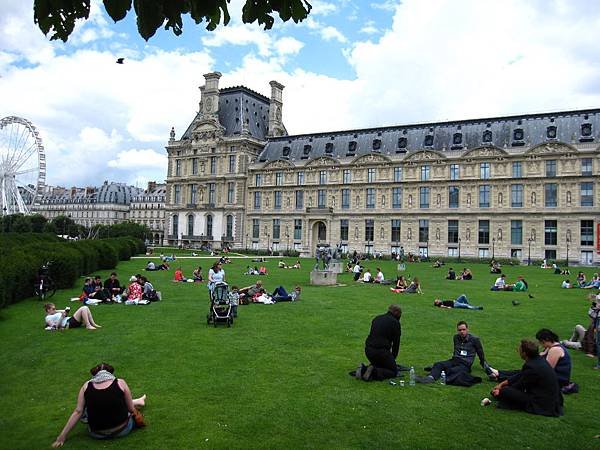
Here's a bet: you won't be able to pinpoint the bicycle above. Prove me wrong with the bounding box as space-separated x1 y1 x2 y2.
34 261 57 301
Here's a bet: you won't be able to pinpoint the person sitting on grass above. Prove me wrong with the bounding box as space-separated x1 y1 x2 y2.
490 260 502 274
403 277 422 294
192 266 203 282
271 285 302 302
576 272 587 288
491 274 513 291
390 275 409 293
45 303 101 331
561 279 572 289
432 259 444 268
173 267 187 282
485 339 563 417
433 294 483 310
104 272 122 301
291 260 301 269
352 263 363 281
139 276 159 301
362 268 373 283
145 261 156 271
513 276 528 292
582 273 600 289
374 268 385 284
123 276 143 304
259 266 268 275
459 268 473 280
278 260 287 268
446 267 456 280
51 362 146 447
238 280 265 303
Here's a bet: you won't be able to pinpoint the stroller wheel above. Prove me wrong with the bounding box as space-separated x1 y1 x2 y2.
227 319 231 328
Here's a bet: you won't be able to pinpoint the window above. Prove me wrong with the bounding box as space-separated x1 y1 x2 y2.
341 189 350 209
192 158 198 175
394 167 402 182
581 182 594 206
366 188 375 209
347 141 357 154
513 128 524 141
581 123 593 137
480 162 490 179
479 185 490 208
511 220 522 245
479 220 490 244
252 219 260 239
343 169 351 184
581 158 593 176
397 137 407 150
226 215 233 238
419 219 429 242
206 215 213 237
511 184 523 207
206 183 214 204
546 160 556 177
448 248 458 257
368 168 376 183
483 130 492 143
255 174 262 186
450 164 459 180
545 183 557 207
511 249 522 259
187 215 194 236
254 191 261 209
581 220 594 246
297 172 305 185
229 155 236 173
340 219 349 241
172 214 178 235
420 165 430 181
295 191 304 209
448 186 459 208
294 219 302 240
318 190 326 208
544 220 557 245
275 172 283 186
272 219 280 239
424 135 433 147
319 170 327 185
392 187 402 208
448 220 459 243
189 184 197 204
325 142 334 154
391 219 401 242
227 182 234 203
210 156 216 175
547 126 557 139
479 248 490 258
420 187 430 208
365 219 374 242
512 161 522 178
175 160 181 176
174 185 181 204
274 191 282 209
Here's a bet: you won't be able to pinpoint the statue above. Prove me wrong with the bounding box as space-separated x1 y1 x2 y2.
314 244 332 270
331 242 343 260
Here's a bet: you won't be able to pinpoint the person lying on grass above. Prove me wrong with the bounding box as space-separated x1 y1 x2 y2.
44 303 101 330
271 285 302 302
51 362 146 447
433 294 483 310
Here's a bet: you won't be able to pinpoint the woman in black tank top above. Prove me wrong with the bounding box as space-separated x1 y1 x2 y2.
51 363 146 448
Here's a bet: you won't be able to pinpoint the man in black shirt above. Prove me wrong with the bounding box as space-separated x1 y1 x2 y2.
357 304 402 381
417 320 490 383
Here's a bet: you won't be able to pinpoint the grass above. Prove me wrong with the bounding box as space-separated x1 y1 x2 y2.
0 256 598 449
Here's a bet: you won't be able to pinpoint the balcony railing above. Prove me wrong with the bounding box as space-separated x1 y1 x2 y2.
306 206 334 214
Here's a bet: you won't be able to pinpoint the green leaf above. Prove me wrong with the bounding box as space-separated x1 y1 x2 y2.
103 0 132 22
133 0 166 41
34 0 91 42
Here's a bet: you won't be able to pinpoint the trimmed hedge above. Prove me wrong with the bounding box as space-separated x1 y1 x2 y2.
0 234 145 308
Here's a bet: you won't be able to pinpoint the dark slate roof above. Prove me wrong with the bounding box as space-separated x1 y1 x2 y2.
258 108 600 162
181 86 274 141
96 182 142 204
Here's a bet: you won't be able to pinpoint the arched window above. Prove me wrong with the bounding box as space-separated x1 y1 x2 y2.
187 214 194 236
226 215 234 238
206 215 213 238
172 214 179 236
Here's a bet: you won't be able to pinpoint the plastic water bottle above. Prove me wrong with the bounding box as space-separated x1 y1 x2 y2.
440 370 447 385
409 366 415 386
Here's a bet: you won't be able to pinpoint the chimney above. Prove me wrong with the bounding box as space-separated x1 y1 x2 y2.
200 72 222 119
268 80 285 137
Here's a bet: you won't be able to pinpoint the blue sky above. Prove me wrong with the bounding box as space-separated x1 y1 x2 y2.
1 0 600 188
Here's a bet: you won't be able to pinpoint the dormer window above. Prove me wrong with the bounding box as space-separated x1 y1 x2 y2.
512 128 524 146
397 137 407 149
325 142 334 154
580 123 593 142
546 126 557 139
453 133 462 145
282 146 291 158
303 145 312 155
372 139 381 151
348 141 357 154
424 135 434 147
482 130 493 143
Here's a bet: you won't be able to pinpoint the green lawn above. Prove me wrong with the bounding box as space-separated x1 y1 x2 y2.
0 256 598 449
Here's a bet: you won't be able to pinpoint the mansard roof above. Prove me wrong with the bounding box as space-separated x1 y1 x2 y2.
258 108 600 162
181 86 275 141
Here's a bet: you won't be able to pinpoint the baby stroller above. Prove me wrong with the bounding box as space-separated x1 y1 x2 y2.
207 282 233 327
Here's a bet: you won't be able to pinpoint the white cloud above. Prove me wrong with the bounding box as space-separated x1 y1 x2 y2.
274 37 304 56
360 20 378 35
311 2 338 16
202 23 273 56
305 18 347 43
108 149 167 169
370 1 400 12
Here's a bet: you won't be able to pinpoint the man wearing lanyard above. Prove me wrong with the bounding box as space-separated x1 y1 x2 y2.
417 320 491 383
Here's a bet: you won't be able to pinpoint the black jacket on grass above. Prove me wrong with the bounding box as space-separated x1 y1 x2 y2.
452 333 485 368
365 312 401 358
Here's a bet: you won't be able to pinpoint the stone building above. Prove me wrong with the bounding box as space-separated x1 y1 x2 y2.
166 73 599 263
130 182 166 243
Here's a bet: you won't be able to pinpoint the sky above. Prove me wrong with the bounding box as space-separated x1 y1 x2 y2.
2 0 600 189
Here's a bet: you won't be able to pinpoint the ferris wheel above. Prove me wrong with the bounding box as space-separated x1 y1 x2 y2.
0 116 46 215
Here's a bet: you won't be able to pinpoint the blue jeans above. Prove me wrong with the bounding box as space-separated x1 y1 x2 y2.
453 294 481 310
272 286 292 302
596 329 600 368
88 416 134 439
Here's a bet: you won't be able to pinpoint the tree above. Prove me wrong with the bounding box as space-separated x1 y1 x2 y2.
11 215 33 233
34 0 312 42
29 214 48 233
107 221 151 240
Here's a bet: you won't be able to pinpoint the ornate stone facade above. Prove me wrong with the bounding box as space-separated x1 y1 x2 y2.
130 182 166 243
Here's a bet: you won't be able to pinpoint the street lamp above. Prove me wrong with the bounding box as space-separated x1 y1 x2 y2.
458 238 461 262
527 237 533 266
492 237 495 260
566 234 571 267
285 229 290 252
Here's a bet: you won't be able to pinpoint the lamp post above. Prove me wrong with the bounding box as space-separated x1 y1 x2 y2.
285 229 290 252
245 233 249 251
566 235 570 267
492 237 495 260
458 238 461 262
527 237 533 266
267 233 271 255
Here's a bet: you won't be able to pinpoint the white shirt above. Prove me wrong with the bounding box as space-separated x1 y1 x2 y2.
353 264 361 274
363 271 372 282
45 312 68 328
376 271 384 282
495 277 506 287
